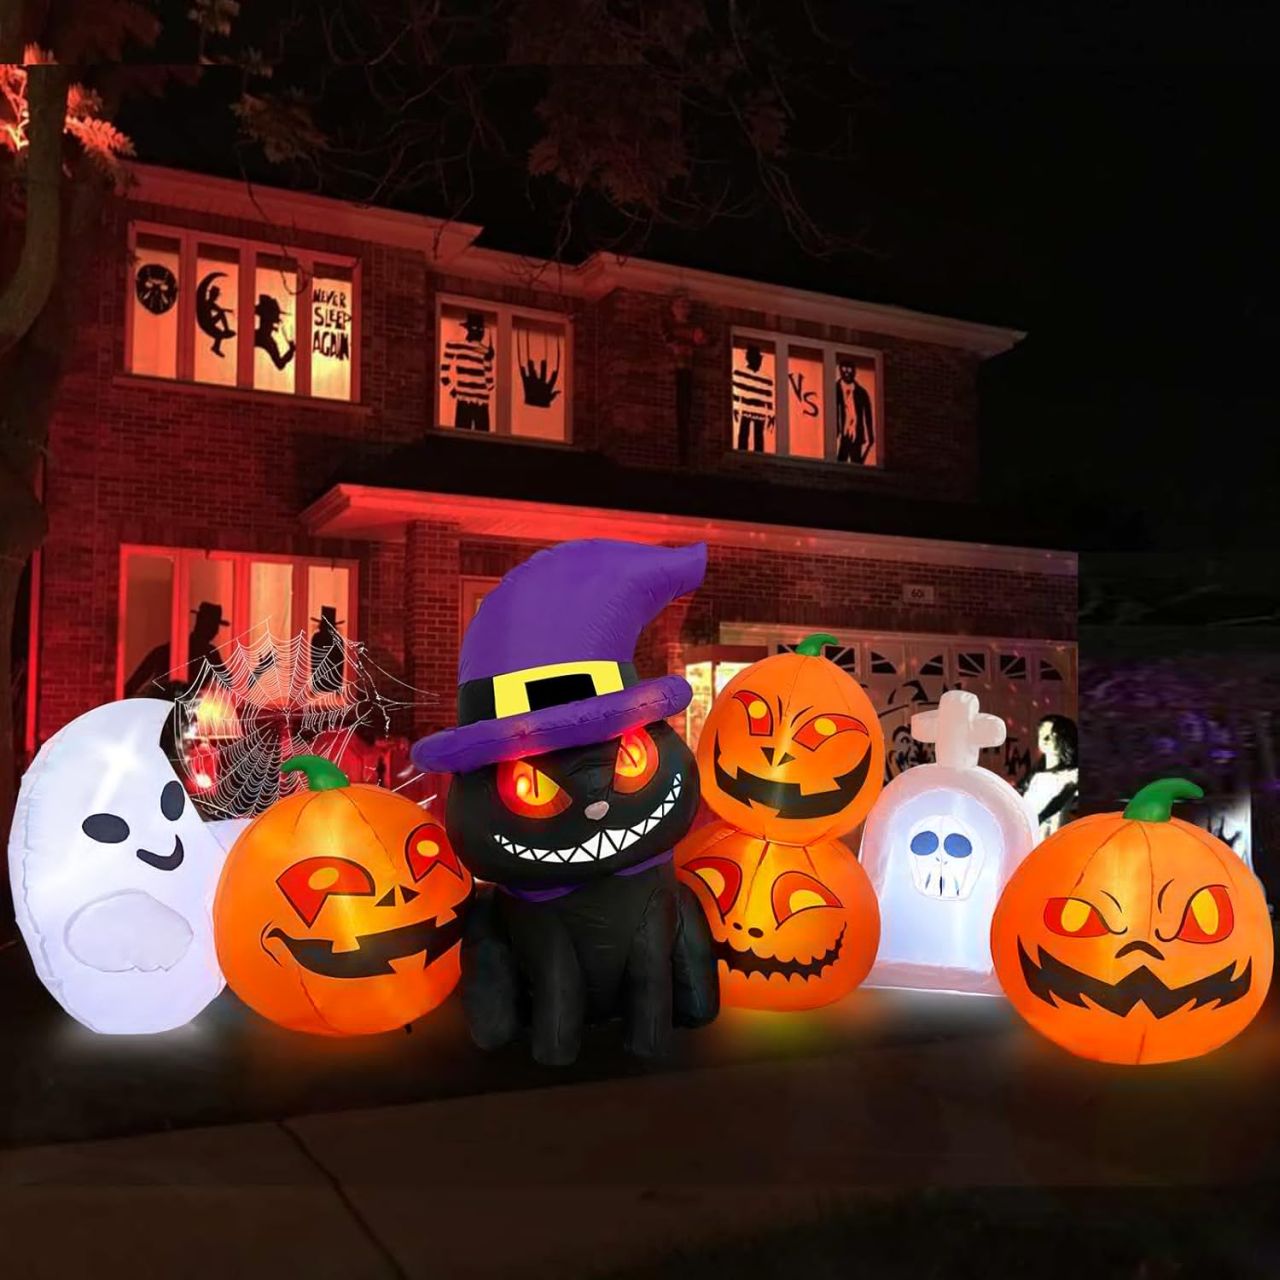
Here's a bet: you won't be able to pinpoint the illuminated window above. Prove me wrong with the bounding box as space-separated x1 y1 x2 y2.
730 328 882 466
437 296 570 442
126 222 359 402
132 233 181 379
118 547 357 699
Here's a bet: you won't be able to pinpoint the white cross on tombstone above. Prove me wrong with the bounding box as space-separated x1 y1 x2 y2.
911 690 1006 769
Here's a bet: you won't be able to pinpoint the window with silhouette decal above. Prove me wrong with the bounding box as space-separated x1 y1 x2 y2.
126 222 359 402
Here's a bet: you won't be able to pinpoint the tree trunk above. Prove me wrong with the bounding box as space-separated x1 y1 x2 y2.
0 323 56 857
0 63 72 854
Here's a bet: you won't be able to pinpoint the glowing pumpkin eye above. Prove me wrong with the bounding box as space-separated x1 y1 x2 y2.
683 855 743 917
405 823 463 882
772 870 842 925
277 857 376 927
1043 896 1112 938
613 727 659 794
1172 885 1235 944
733 690 774 737
497 760 572 818
793 712 869 752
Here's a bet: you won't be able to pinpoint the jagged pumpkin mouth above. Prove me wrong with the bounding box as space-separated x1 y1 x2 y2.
265 914 464 979
1018 939 1252 1018
713 738 871 818
714 926 846 980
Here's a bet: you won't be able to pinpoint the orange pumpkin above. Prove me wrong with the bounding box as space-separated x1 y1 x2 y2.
991 778 1273 1065
678 820 880 1011
214 755 472 1036
698 633 885 845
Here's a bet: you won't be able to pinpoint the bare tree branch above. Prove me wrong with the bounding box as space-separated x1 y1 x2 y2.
0 62 69 355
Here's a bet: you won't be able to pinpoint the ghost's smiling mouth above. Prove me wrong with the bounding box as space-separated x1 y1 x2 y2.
494 776 682 864
136 834 184 872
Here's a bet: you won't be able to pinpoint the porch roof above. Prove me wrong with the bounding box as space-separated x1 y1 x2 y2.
301 480 1076 577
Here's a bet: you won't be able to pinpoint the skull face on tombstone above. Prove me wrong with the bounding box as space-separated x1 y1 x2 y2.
906 812 985 900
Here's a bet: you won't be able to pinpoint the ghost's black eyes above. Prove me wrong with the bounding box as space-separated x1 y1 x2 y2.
82 813 130 844
161 780 186 821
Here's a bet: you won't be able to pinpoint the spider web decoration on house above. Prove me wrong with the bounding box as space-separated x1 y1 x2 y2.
163 624 434 820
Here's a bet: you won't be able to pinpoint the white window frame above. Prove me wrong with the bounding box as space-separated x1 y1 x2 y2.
116 544 360 700
125 221 362 402
729 326 884 466
434 292 573 442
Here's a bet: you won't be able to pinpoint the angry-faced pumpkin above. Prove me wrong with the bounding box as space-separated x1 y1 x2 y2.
678 820 880 1011
698 633 885 845
991 778 1273 1065
214 754 472 1036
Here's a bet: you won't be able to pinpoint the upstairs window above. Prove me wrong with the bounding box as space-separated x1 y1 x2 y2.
730 329 881 466
126 223 359 402
436 295 570 442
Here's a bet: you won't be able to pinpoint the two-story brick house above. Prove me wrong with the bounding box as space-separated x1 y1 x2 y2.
24 164 1077 802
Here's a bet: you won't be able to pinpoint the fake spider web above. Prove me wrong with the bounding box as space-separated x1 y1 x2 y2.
164 623 435 820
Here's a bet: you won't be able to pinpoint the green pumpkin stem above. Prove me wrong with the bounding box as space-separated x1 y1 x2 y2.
1123 777 1203 822
282 754 350 792
795 632 838 657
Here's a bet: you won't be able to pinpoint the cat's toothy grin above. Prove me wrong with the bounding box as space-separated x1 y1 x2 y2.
494 777 683 864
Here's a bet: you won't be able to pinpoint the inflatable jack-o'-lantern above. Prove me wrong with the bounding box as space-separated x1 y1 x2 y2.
679 821 880 1011
861 690 1036 995
991 778 1273 1064
214 755 472 1036
697 633 885 844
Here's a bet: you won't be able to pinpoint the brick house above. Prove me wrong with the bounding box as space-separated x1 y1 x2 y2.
24 164 1077 804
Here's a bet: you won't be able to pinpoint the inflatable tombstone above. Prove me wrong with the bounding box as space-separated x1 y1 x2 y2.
860 690 1035 995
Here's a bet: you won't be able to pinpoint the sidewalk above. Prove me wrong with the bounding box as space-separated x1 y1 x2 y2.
6 1023 1276 1279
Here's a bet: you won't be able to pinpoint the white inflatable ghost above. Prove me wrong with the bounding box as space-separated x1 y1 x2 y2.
860 690 1036 995
8 699 228 1033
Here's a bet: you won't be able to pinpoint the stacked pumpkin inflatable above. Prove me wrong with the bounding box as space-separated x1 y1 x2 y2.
677 634 886 1010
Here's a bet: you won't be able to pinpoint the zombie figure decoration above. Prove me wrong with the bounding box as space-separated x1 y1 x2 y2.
412 539 718 1065
661 292 706 462
441 311 496 431
254 295 296 371
834 357 874 464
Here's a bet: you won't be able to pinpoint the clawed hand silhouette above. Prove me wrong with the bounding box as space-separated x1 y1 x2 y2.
520 357 561 407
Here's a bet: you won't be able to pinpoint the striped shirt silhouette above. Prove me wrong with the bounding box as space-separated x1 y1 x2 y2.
441 337 495 406
732 362 774 420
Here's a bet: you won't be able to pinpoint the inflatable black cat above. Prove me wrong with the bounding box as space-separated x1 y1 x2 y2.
412 539 718 1065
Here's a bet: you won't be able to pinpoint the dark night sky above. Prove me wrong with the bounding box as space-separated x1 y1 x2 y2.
123 4 1278 558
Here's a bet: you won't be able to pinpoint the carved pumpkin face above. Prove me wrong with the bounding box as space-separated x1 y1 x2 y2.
991 778 1273 1064
214 755 472 1036
678 821 880 1010
698 634 885 845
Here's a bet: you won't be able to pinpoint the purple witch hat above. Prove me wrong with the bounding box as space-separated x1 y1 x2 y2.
412 539 707 774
